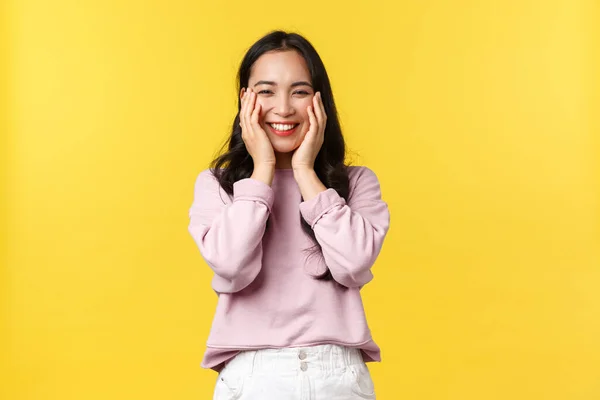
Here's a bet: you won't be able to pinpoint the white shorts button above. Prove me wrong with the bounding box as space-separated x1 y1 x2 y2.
298 351 307 360
300 362 308 371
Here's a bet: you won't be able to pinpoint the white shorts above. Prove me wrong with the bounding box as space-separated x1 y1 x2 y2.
213 344 376 400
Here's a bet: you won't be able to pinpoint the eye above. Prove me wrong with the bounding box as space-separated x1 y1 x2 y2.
293 90 311 96
257 89 274 95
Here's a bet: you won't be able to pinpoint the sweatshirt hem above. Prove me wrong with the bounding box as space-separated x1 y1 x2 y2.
205 338 375 350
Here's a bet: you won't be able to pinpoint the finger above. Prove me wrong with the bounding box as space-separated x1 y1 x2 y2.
245 90 255 134
310 96 323 138
312 92 325 128
241 89 252 137
314 102 325 145
317 92 327 124
251 102 262 132
240 88 248 132
306 105 317 138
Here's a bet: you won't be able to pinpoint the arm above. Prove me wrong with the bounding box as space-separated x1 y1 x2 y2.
188 169 273 293
298 167 390 288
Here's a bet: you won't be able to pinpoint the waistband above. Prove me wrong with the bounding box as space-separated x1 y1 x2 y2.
223 344 364 376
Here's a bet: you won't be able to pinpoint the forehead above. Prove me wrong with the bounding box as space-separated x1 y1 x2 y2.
249 50 311 84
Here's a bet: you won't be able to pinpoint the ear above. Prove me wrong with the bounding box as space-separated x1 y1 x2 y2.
240 87 245 100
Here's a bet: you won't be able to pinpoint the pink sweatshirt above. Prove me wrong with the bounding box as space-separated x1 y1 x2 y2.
188 166 390 371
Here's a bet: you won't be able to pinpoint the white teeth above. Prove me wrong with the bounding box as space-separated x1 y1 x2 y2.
269 123 296 131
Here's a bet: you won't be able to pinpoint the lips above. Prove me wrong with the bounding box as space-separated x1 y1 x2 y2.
266 122 299 137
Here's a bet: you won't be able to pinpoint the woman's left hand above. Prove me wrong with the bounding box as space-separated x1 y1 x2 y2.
291 92 327 171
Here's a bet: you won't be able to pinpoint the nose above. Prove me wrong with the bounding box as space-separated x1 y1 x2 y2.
274 95 294 117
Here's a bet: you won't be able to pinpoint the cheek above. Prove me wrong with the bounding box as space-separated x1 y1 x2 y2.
296 99 312 122
256 99 268 120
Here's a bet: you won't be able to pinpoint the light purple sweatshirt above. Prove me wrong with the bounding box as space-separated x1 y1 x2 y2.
188 166 390 371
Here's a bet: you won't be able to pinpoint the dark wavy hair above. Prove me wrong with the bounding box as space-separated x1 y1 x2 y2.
210 30 350 279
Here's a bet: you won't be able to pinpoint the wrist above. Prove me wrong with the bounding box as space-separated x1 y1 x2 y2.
251 163 275 186
292 166 315 178
293 167 326 201
255 161 276 170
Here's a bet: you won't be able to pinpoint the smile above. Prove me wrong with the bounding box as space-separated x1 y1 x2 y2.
267 123 299 137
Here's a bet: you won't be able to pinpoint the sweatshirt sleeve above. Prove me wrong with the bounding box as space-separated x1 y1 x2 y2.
188 169 273 293
298 167 390 288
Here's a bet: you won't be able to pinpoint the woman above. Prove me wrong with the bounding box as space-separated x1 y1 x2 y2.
188 30 390 400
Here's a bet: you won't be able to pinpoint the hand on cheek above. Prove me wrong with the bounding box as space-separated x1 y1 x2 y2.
291 92 327 171
239 88 276 167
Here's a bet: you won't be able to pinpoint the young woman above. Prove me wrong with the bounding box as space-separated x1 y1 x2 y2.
188 30 390 400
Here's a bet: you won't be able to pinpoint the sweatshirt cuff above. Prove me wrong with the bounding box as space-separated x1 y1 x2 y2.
233 178 274 213
299 188 346 228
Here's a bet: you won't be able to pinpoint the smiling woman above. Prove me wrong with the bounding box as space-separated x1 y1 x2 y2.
242 50 315 163
187 31 390 400
248 51 314 150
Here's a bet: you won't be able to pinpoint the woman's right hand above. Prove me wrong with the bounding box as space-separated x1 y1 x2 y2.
240 88 276 167
240 88 276 185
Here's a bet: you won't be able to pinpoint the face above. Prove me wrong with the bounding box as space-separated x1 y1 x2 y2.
243 50 314 154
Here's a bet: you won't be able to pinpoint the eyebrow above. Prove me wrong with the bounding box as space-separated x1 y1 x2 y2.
253 80 313 88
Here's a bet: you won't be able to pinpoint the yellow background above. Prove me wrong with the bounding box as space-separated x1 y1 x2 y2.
2 0 599 399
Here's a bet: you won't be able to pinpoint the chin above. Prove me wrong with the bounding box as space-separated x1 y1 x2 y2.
272 143 300 154
268 135 302 154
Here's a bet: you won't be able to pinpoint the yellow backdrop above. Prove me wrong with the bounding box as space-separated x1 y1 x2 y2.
2 0 599 399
